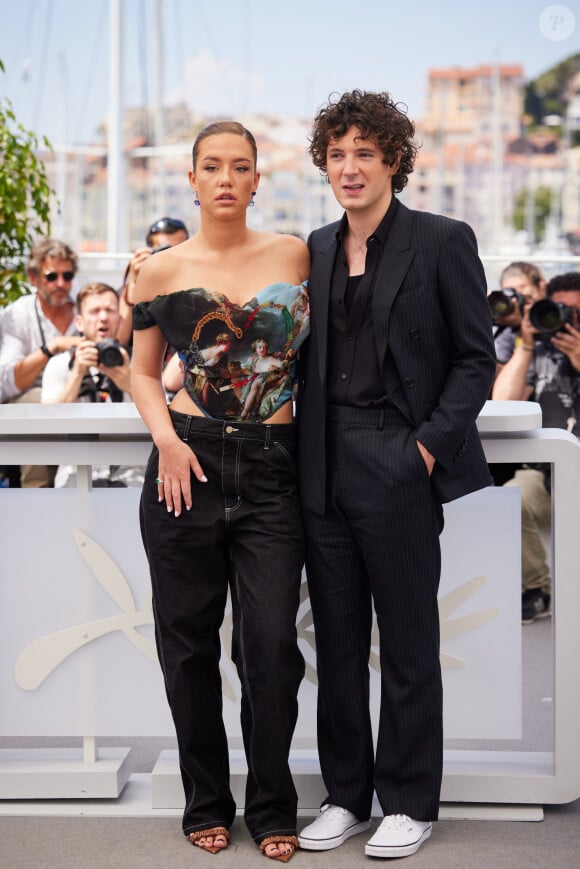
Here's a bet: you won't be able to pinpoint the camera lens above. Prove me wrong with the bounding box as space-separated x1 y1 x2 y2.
529 299 570 334
488 291 515 317
96 339 124 367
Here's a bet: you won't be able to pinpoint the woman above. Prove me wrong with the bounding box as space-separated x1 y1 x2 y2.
131 121 309 862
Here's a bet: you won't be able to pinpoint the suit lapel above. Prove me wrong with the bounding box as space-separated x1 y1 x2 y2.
309 206 416 383
309 224 338 381
372 202 415 362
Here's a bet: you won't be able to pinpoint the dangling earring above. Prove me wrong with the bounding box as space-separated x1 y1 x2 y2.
193 190 200 206
248 191 256 208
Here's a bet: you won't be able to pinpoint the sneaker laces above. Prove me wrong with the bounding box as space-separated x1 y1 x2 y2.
320 804 351 819
380 814 415 831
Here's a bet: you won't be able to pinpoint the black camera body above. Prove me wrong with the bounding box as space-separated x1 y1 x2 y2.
529 299 576 341
96 338 125 367
487 287 526 322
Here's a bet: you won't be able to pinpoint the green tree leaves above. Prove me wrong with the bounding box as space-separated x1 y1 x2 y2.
0 59 56 307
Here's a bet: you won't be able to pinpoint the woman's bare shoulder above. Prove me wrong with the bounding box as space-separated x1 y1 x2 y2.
254 231 309 281
134 239 199 302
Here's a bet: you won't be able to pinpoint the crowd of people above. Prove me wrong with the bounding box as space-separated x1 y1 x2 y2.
1 90 578 862
0 220 187 488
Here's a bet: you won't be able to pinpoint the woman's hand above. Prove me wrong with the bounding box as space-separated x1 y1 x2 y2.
156 435 207 517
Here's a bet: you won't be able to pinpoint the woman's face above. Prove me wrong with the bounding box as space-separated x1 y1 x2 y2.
189 133 259 215
255 340 268 356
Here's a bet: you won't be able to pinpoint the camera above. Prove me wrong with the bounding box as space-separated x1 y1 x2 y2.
487 287 525 321
529 299 576 340
96 338 125 367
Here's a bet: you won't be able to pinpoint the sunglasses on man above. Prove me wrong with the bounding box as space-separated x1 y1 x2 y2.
43 271 75 282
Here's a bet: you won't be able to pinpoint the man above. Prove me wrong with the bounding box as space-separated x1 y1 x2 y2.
0 238 81 486
487 261 546 487
492 271 580 623
297 90 495 859
117 216 189 346
42 281 139 488
492 261 546 372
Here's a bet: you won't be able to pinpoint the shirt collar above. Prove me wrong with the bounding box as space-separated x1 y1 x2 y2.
335 196 399 246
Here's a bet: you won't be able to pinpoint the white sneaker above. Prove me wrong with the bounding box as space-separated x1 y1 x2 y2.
365 814 432 858
298 803 371 851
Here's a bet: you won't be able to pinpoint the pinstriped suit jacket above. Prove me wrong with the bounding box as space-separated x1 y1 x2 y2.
297 201 497 513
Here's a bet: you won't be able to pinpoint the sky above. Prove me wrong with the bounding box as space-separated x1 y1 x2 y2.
0 0 578 146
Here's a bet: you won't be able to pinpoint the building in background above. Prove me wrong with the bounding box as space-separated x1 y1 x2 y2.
406 64 579 256
36 63 580 261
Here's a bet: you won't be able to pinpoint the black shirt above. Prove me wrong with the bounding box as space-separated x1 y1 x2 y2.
328 197 399 406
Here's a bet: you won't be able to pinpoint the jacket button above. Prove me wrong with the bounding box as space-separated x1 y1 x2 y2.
404 377 415 388
409 328 420 339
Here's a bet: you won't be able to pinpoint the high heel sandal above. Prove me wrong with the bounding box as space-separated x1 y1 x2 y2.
259 835 298 863
189 826 230 854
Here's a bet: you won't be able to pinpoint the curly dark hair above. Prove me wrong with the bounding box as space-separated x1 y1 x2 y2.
308 90 418 194
546 272 580 296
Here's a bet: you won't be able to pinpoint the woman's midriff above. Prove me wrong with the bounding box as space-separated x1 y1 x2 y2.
168 388 294 424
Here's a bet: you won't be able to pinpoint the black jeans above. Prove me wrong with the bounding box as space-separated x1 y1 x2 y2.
140 410 305 842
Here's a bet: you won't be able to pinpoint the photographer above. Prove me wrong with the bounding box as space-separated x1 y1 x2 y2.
41 282 139 487
0 238 81 487
42 282 131 404
489 261 546 371
116 217 189 347
487 262 547 486
492 271 580 623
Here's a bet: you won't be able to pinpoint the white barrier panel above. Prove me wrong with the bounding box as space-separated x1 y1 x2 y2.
0 486 520 741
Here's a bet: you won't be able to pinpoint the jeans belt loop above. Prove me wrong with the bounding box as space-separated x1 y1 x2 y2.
378 409 385 431
182 414 192 442
264 425 271 450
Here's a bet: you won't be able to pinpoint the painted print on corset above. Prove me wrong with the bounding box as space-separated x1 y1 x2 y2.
135 282 310 421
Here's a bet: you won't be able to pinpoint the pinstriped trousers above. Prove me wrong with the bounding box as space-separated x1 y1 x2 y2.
303 404 444 822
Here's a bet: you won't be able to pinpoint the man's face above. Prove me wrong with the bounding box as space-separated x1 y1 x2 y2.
501 274 545 304
76 291 121 341
32 256 75 308
325 126 395 216
149 229 188 251
551 290 580 327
